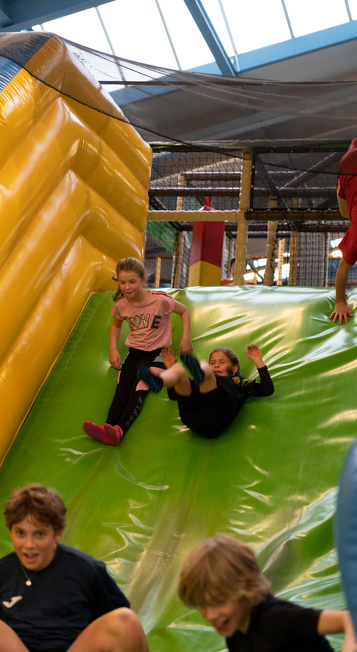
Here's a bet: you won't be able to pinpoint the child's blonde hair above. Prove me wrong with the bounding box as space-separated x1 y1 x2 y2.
112 257 146 302
209 348 239 375
178 535 271 609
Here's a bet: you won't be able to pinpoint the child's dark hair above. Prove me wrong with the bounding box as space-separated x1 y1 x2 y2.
4 484 67 533
112 257 146 302
209 347 239 375
178 535 271 609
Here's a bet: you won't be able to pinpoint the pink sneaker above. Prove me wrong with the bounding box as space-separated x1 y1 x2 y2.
83 421 112 445
103 423 123 446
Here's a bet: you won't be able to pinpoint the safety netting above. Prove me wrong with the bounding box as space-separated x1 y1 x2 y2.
1 31 357 157
66 39 357 150
146 142 357 289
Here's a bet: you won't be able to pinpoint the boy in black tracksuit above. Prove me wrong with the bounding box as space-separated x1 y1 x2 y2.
137 344 274 438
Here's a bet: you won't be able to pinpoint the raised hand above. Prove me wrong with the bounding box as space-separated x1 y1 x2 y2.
246 345 265 369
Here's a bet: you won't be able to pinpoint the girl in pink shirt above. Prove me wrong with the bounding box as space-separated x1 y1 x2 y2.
83 257 192 445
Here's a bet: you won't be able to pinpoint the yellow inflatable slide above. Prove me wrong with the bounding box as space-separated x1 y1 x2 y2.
0 32 152 463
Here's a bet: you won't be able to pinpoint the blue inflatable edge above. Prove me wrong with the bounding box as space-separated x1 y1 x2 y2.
0 56 22 93
336 438 357 635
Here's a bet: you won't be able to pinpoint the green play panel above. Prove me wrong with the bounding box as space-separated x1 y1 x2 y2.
0 286 356 651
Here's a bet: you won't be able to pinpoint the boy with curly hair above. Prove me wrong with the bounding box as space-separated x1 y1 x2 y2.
0 484 149 652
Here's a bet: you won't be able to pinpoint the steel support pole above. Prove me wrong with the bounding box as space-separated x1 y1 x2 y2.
234 149 252 285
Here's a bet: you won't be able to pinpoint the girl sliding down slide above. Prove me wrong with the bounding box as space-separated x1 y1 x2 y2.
83 257 192 446
137 345 274 438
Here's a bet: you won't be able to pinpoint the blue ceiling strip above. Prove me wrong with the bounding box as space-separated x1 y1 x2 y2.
0 1 114 32
238 20 357 72
0 55 21 93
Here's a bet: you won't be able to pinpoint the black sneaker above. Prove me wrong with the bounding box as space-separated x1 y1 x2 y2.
136 365 164 393
181 355 205 384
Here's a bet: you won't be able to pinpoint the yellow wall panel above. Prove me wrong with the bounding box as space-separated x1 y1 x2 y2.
27 35 152 187
0 34 152 462
0 238 117 462
188 260 222 287
0 94 148 269
0 171 142 366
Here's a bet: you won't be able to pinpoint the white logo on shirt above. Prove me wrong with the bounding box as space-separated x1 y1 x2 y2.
3 595 23 608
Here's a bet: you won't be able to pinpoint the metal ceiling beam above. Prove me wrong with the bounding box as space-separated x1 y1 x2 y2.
0 1 11 27
217 0 239 72
281 0 294 38
149 187 337 198
155 0 182 70
183 0 236 76
0 0 113 31
344 0 353 21
255 154 288 210
281 152 341 189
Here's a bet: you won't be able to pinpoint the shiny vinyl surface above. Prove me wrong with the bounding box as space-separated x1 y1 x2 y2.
0 285 355 652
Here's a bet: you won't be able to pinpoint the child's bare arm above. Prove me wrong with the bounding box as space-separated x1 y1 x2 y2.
337 195 350 220
318 610 356 652
109 318 123 369
330 257 354 324
337 195 349 219
246 345 265 369
172 301 193 355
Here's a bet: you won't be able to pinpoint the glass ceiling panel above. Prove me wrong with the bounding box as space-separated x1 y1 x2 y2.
217 0 291 54
284 0 349 38
98 0 179 68
33 0 180 70
158 0 214 70
31 0 354 76
35 8 110 51
200 0 235 57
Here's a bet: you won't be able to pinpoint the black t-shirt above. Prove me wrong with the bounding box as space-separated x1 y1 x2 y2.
231 366 274 399
226 596 334 652
167 366 274 436
214 366 274 411
168 366 274 405
0 543 130 652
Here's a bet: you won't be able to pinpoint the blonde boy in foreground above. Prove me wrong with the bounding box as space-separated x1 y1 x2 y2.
178 535 356 652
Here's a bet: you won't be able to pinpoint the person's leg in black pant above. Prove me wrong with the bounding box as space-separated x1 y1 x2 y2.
106 348 163 433
83 348 162 445
106 351 139 426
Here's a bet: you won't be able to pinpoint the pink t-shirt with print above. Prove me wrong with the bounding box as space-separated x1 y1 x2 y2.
111 291 175 351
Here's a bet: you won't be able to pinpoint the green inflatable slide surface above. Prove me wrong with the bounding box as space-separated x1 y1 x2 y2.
0 286 356 651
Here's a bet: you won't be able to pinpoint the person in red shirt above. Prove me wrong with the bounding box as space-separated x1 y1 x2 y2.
330 139 357 324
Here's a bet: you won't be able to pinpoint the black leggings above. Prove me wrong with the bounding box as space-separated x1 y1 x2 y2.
106 347 163 433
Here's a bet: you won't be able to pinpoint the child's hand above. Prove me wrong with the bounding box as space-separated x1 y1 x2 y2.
246 344 265 369
161 348 177 369
179 338 193 355
109 350 122 370
329 301 353 324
